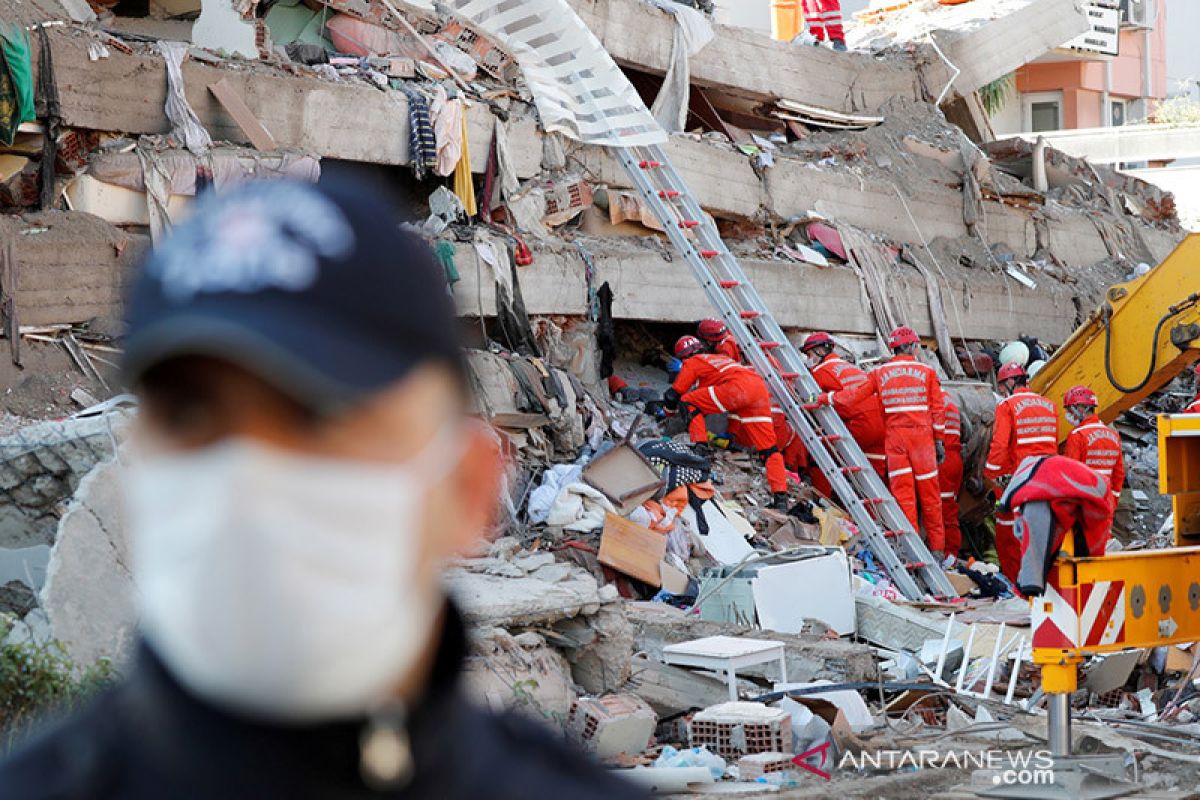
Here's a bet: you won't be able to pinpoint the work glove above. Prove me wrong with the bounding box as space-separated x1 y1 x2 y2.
935 440 945 464
805 392 831 407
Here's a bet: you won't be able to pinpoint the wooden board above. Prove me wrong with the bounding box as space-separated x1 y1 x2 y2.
209 77 277 152
598 513 666 586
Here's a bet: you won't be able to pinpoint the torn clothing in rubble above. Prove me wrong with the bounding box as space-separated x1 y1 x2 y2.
0 604 647 800
158 41 212 157
642 0 713 133
401 86 438 180
429 86 464 178
0 22 34 146
999 455 1113 596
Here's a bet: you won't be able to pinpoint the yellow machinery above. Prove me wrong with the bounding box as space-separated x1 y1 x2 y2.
1013 238 1200 794
1030 234 1200 444
1022 421 1200 795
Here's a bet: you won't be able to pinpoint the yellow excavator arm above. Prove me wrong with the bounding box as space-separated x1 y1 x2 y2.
1030 233 1200 439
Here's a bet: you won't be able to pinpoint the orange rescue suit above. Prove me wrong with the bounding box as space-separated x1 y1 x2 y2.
836 354 945 550
985 387 1059 582
939 392 963 556
672 353 787 493
1063 414 1125 508
812 354 886 478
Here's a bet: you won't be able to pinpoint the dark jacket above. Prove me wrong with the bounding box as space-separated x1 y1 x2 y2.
0 605 646 800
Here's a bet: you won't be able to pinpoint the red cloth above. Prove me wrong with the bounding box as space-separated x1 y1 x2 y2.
1063 414 1125 507
607 375 628 395
801 0 844 41
711 334 742 362
837 354 945 549
1004 455 1114 561
939 394 963 555
984 388 1058 481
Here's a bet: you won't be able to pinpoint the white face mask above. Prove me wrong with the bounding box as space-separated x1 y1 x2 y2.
1065 407 1087 426
128 429 459 722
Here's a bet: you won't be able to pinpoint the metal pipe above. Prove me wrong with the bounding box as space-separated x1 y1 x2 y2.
1047 692 1072 756
1103 61 1113 127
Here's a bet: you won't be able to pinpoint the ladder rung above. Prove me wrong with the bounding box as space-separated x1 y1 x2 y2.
638 160 662 169
801 403 820 411
739 310 760 319
862 497 885 505
842 465 864 474
658 190 681 199
881 530 902 538
719 280 740 288
699 249 720 258
779 372 798 380
821 434 842 442
679 219 701 229
760 341 780 349
905 562 928 570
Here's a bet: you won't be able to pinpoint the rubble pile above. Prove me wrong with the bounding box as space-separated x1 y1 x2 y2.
0 0 1199 794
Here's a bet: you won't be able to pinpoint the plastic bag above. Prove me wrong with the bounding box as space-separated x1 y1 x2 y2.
653 745 726 779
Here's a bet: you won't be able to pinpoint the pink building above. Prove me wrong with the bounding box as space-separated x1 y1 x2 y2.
993 0 1167 134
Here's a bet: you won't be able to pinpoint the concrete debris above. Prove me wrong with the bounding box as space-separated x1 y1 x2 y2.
40 456 135 668
4 0 1200 792
0 409 132 548
568 693 657 759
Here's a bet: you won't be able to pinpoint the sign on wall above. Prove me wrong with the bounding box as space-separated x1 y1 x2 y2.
1063 1 1120 57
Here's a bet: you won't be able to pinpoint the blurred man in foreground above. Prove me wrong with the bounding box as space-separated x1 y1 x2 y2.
0 179 643 799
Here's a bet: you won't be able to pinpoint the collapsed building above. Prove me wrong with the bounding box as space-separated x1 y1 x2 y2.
1 0 1198 793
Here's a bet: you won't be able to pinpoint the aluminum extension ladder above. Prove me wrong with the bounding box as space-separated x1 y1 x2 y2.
615 142 956 601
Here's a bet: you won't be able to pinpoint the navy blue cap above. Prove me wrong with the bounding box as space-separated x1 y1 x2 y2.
122 178 465 414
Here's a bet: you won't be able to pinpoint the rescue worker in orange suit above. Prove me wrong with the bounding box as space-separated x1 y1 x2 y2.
1062 385 1126 511
801 0 846 50
697 319 742 362
1184 363 1200 413
802 332 888 481
665 336 790 509
819 326 946 559
984 362 1060 583
938 387 965 560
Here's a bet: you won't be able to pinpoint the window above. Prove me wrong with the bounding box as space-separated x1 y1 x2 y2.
1023 92 1064 132
1110 99 1126 127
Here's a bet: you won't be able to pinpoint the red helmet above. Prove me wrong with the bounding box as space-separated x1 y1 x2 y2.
674 335 704 359
887 326 920 350
697 319 728 342
997 362 1026 382
801 331 834 352
1064 385 1098 407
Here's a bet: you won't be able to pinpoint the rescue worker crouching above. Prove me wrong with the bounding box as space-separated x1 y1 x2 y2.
984 362 1060 583
817 325 947 560
1062 385 1125 510
664 335 790 509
